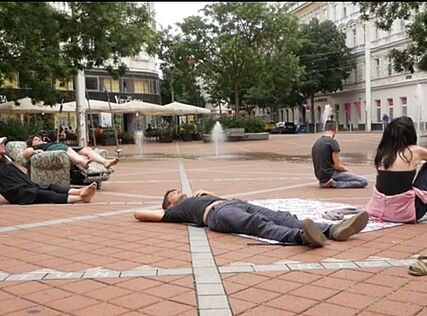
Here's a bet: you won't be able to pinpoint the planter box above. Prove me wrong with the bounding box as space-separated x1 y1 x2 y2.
102 138 116 146
181 134 193 142
245 132 269 140
159 135 173 143
203 132 268 142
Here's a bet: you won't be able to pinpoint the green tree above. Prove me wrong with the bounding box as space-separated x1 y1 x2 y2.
0 2 158 105
243 4 303 119
356 2 426 73
177 2 271 116
299 18 355 125
0 3 70 105
158 28 205 106
164 2 302 118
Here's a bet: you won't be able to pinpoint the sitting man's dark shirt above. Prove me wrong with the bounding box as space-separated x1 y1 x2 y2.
0 157 38 204
311 136 340 183
162 195 225 227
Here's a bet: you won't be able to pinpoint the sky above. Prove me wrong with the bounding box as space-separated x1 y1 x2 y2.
153 2 211 30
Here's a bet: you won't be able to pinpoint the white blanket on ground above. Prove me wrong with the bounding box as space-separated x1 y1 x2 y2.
238 198 408 244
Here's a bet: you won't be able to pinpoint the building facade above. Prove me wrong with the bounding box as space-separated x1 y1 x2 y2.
289 2 427 132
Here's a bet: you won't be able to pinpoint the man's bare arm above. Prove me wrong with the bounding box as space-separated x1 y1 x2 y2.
332 152 350 172
23 147 35 160
134 210 165 222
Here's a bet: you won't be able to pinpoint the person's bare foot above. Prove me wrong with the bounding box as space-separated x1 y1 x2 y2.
104 157 119 168
80 182 97 203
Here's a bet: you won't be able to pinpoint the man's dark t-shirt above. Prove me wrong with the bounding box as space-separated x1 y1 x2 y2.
162 195 225 227
311 136 340 183
0 157 38 204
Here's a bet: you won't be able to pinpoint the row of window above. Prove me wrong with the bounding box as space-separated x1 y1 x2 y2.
330 97 408 122
342 20 407 48
85 76 159 95
344 55 398 84
3 73 160 96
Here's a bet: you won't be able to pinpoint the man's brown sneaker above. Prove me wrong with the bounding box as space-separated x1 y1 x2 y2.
330 211 369 241
302 219 326 247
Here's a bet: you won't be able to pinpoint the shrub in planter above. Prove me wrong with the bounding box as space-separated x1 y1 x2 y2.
159 129 173 143
180 124 195 142
202 116 265 134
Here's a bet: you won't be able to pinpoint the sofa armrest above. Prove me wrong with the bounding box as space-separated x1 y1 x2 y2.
31 151 71 170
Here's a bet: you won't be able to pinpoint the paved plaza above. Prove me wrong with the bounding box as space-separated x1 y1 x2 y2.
1 132 427 316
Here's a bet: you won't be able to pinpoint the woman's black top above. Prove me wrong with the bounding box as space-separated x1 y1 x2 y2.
162 195 225 227
376 169 416 195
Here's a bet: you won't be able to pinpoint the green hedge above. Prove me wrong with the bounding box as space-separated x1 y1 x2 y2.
203 116 265 134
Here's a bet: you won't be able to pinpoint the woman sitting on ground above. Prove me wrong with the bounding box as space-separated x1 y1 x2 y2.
24 135 119 170
366 116 427 223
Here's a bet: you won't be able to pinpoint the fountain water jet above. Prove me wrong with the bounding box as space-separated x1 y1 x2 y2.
134 130 144 158
210 121 225 157
321 104 333 131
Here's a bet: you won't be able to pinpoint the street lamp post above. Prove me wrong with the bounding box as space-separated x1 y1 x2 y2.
75 70 87 147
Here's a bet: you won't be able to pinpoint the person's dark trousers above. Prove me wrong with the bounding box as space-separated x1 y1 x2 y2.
414 162 427 220
33 184 69 204
206 199 331 244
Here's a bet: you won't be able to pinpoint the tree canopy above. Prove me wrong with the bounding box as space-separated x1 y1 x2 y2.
0 2 158 104
159 2 303 117
157 27 205 106
299 18 355 123
357 2 427 73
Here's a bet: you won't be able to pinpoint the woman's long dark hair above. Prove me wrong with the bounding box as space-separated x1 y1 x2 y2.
374 116 417 170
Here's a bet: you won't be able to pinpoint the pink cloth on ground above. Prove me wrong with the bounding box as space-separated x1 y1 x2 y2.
366 186 427 223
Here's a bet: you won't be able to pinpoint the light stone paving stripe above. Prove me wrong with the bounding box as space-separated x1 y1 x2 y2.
321 262 358 269
0 205 159 234
178 160 233 316
0 259 416 282
199 310 233 316
43 272 84 280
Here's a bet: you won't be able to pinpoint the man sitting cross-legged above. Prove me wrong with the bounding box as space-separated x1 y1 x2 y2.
134 188 369 248
0 137 97 204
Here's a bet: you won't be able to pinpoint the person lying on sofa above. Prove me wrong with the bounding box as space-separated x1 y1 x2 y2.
24 135 119 169
0 137 97 204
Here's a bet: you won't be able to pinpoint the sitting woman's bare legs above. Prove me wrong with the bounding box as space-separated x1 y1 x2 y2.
66 148 91 169
78 147 119 168
68 182 97 203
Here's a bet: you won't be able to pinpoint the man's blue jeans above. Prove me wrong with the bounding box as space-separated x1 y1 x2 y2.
329 171 368 188
206 200 331 244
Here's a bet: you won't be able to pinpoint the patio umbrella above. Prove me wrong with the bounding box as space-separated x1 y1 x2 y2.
60 99 114 113
163 101 211 115
0 98 58 113
109 100 168 115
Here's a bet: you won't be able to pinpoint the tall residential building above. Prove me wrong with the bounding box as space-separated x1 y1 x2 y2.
289 2 427 132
